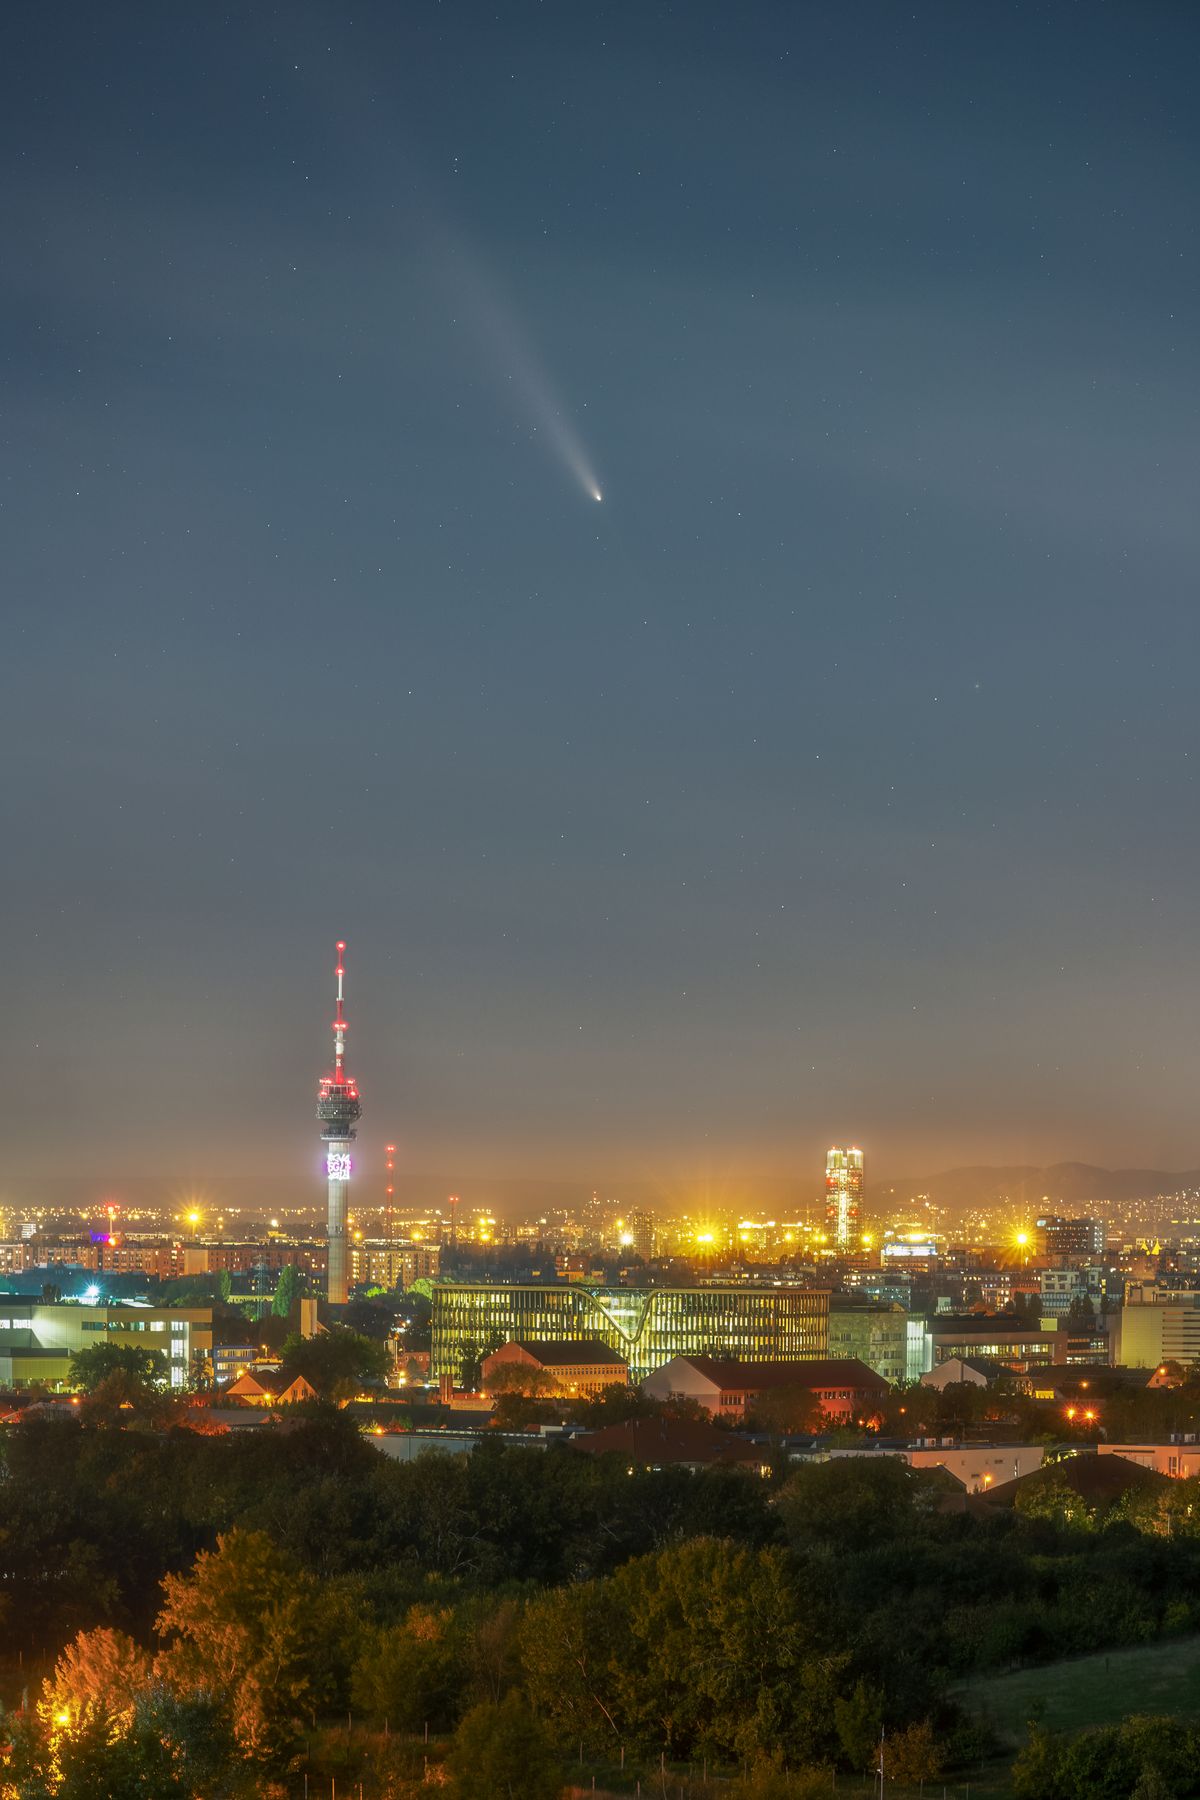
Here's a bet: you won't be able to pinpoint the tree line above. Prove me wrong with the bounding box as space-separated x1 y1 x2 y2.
4 1414 1200 1796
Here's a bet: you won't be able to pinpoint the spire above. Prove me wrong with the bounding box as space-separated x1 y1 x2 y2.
333 939 347 1081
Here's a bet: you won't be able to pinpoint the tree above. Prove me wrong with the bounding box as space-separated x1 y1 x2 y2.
572 1383 661 1427
278 1327 390 1399
156 1529 333 1764
350 1604 464 1732
1012 1715 1200 1800
271 1264 300 1319
884 1719 942 1785
748 1384 828 1435
40 1628 153 1729
777 1456 935 1551
833 1679 882 1774
447 1692 562 1800
483 1363 560 1399
521 1538 841 1766
68 1343 169 1394
1013 1469 1096 1533
11 1686 235 1800
491 1392 561 1430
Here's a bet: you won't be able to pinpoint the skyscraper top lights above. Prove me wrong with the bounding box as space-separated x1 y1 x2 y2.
317 940 361 1304
826 1145 864 1253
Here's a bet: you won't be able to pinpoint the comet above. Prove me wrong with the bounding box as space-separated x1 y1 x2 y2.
436 231 603 505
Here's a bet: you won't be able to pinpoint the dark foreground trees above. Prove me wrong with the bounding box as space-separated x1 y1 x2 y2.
8 1420 1200 1793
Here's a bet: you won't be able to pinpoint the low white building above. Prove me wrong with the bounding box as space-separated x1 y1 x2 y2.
919 1355 996 1391
818 1442 1045 1494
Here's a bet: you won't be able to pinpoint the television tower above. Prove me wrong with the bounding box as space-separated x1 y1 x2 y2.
316 940 362 1305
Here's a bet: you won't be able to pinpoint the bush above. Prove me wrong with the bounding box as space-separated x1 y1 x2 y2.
884 1720 942 1785
1012 1715 1200 1800
446 1692 562 1800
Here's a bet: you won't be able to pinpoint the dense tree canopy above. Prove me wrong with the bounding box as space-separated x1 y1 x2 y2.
67 1343 169 1394
5 1411 1200 1794
278 1327 390 1398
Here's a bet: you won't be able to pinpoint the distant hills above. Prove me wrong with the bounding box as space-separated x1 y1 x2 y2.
884 1163 1200 1210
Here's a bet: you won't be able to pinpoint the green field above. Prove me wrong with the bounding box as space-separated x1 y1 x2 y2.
959 1633 1200 1746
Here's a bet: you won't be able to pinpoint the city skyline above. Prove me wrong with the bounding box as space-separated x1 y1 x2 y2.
4 3 1200 1203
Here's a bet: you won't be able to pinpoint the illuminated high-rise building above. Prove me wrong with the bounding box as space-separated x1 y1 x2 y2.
316 940 361 1305
826 1146 864 1251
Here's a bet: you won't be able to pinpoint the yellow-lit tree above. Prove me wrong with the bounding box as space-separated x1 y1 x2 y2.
38 1626 153 1734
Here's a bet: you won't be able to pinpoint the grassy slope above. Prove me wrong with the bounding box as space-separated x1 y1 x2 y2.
959 1633 1200 1745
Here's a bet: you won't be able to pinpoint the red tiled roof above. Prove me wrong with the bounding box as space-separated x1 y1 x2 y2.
670 1357 889 1392
575 1418 763 1466
987 1452 1169 1507
511 1339 628 1367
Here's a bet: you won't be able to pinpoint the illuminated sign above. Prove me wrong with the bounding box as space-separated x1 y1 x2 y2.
326 1153 353 1180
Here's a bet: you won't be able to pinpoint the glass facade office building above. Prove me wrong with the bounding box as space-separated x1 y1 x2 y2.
432 1283 830 1383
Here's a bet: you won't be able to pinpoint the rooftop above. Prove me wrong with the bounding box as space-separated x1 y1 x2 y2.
574 1417 763 1467
666 1356 889 1392
513 1339 628 1367
986 1452 1169 1508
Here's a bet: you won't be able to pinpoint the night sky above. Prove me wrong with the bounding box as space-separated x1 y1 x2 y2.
4 3 1199 1214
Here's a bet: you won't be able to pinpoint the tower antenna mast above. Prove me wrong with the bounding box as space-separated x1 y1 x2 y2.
316 939 362 1305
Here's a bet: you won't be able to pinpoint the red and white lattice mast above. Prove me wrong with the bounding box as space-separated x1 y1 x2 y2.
316 940 362 1304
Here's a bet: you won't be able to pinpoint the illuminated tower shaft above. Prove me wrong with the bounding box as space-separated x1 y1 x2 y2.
316 940 362 1304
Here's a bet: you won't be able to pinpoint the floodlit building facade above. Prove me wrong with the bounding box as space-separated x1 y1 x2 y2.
928 1316 1109 1373
827 1300 910 1384
1119 1286 1200 1370
350 1239 441 1291
0 1299 213 1391
431 1282 830 1384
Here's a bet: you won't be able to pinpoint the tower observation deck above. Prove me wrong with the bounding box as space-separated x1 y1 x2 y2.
317 940 361 1304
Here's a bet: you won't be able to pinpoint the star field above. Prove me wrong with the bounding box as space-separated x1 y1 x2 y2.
2 1 1199 1209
